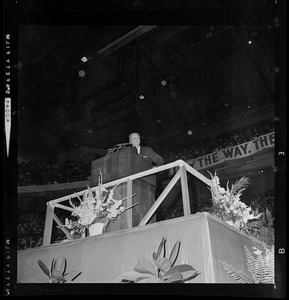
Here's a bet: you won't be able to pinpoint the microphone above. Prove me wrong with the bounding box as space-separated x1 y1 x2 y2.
106 143 132 155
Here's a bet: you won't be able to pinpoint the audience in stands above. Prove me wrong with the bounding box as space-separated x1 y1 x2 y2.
207 121 274 154
162 120 274 163
18 160 91 186
17 211 67 250
17 212 45 250
158 206 184 221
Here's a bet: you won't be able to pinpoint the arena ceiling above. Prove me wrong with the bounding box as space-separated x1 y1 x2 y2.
17 22 276 162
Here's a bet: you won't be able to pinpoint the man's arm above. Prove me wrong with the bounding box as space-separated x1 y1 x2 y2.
147 147 164 167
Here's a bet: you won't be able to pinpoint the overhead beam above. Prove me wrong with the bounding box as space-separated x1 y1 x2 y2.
97 26 157 57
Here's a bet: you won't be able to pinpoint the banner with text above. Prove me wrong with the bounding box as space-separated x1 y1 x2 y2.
186 132 274 171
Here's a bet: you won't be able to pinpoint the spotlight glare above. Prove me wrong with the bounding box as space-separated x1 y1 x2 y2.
161 80 167 86
139 94 145 100
81 56 88 62
187 130 193 135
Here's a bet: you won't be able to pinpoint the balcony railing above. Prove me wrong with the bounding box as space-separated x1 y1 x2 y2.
43 159 212 246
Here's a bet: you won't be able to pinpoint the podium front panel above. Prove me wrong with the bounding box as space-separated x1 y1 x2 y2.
105 179 156 232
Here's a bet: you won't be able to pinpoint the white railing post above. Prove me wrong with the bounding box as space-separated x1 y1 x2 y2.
126 178 133 228
180 165 191 216
42 203 54 246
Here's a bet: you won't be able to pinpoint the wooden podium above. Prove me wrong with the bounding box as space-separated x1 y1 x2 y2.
91 147 156 232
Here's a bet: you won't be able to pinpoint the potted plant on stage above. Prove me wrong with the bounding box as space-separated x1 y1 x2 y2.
58 171 138 238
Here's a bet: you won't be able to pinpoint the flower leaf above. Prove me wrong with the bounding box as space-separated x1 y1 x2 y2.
154 257 171 273
162 264 197 281
51 269 66 283
163 272 183 283
156 237 165 259
182 272 201 282
230 176 250 194
50 258 55 273
37 260 50 277
54 256 66 275
69 197 75 209
134 258 155 275
168 240 181 267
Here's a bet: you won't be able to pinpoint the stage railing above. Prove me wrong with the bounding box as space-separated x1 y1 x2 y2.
43 159 212 246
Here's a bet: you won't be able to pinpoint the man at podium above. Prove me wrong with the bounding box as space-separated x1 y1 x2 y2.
91 132 164 230
128 132 164 168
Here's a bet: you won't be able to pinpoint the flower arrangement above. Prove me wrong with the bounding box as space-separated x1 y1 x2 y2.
207 171 262 230
58 171 138 238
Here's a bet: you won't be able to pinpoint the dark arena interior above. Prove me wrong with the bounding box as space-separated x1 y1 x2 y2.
6 0 285 295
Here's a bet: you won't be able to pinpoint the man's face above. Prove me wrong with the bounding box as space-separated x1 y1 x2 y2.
129 133 140 148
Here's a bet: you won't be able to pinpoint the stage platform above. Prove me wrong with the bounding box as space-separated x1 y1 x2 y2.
17 212 264 283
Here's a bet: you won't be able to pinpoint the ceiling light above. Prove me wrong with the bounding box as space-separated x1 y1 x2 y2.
139 94 144 100
81 56 88 62
78 70 85 77
187 130 192 135
161 80 167 86
248 40 252 44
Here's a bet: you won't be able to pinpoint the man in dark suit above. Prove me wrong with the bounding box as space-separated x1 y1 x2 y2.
129 132 164 222
129 132 164 168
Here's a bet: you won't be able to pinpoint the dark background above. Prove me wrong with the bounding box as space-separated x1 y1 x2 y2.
4 0 286 297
